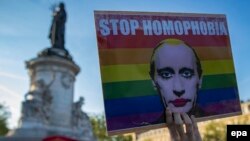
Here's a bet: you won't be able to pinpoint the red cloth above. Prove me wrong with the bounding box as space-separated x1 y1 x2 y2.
43 136 77 141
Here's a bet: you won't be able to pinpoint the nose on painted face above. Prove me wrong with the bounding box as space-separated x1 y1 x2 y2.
173 76 185 97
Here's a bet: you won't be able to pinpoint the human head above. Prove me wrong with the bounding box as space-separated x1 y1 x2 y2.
79 97 84 104
149 38 202 113
59 2 65 9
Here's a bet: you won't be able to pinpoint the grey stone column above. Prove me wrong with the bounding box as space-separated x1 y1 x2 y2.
26 56 80 128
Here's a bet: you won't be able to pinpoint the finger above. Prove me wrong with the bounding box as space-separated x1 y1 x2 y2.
165 108 173 125
173 113 183 125
191 115 198 130
165 108 176 133
173 113 185 139
191 115 202 141
181 113 192 131
169 128 180 141
181 113 194 140
165 109 179 140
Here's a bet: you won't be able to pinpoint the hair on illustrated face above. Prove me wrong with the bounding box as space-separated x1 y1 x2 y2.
149 39 202 80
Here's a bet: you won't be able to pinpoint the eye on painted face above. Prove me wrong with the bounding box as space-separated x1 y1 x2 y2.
154 43 201 113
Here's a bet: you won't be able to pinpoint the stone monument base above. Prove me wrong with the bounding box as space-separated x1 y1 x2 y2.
38 47 72 61
4 43 96 141
0 137 44 141
5 125 95 141
0 135 81 141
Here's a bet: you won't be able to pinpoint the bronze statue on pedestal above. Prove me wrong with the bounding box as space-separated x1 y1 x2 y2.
49 2 66 49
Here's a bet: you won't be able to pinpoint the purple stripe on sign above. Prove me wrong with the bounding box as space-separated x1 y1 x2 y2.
106 112 164 131
200 99 241 116
106 99 241 131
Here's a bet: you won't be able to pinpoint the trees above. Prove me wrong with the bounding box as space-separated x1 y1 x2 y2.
0 103 10 135
90 114 132 141
202 121 226 141
202 114 250 141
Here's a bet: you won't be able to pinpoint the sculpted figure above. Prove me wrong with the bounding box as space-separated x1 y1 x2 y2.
49 2 67 49
23 77 54 122
72 97 86 128
25 79 47 102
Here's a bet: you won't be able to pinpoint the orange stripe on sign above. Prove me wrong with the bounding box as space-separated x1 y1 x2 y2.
99 47 233 65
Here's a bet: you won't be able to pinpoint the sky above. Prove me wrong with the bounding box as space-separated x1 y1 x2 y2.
0 0 250 129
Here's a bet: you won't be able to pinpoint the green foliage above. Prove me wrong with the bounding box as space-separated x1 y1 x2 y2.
90 114 132 141
203 121 226 141
0 103 10 135
203 115 250 141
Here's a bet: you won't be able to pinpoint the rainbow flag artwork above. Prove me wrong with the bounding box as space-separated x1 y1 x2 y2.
94 11 241 135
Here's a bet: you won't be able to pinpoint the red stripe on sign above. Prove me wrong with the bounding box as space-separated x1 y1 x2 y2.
97 33 230 49
43 136 77 141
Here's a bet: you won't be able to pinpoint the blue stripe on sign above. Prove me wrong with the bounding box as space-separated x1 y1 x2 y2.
197 87 239 106
105 87 239 118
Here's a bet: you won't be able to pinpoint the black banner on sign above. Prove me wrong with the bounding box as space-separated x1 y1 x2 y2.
227 125 249 141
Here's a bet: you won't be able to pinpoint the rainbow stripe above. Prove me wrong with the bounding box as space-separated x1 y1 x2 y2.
95 11 241 134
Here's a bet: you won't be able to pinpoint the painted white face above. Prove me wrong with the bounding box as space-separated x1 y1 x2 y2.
154 43 201 113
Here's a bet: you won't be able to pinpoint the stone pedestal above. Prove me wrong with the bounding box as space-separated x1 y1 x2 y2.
6 48 96 141
27 56 79 128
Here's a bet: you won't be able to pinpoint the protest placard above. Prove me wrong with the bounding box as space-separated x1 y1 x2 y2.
94 11 241 135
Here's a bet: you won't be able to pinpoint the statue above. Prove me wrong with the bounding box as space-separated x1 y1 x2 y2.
72 97 86 128
38 2 72 60
21 100 43 121
25 79 47 102
49 2 67 49
23 77 54 123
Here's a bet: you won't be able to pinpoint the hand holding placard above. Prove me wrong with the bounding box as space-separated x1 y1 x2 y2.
165 108 202 141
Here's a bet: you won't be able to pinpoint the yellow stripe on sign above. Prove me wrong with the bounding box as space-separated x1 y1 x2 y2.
101 64 151 83
99 47 233 65
202 60 235 75
101 60 235 83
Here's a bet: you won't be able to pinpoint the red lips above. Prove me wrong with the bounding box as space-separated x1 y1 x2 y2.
170 98 191 107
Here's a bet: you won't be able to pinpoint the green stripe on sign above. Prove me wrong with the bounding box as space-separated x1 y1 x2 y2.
103 73 237 99
201 73 237 89
103 80 157 99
